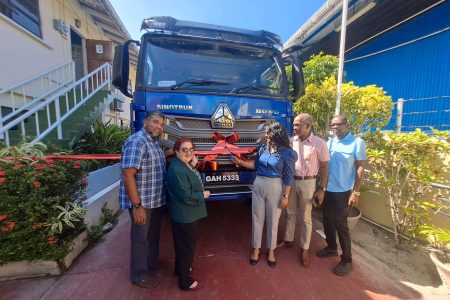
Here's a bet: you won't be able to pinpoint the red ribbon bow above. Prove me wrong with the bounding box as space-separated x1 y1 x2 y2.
193 132 256 171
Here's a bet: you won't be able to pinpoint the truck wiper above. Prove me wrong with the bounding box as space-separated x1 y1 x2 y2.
229 84 276 94
170 79 229 90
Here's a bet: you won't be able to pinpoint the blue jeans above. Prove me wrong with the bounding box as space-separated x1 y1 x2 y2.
129 205 165 282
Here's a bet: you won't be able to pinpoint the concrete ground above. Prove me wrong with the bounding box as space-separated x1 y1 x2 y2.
0 200 440 300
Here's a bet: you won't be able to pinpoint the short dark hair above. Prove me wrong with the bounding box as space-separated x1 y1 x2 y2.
144 111 165 121
331 115 348 124
173 137 195 151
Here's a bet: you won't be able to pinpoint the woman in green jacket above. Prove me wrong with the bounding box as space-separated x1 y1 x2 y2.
166 137 210 291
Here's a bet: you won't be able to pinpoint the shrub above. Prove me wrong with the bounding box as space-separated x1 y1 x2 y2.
72 120 129 171
419 225 450 261
365 129 450 246
0 157 89 264
302 52 339 86
294 77 393 138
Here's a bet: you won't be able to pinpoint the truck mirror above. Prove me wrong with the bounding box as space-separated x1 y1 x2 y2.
282 45 305 100
112 40 139 98
291 56 305 100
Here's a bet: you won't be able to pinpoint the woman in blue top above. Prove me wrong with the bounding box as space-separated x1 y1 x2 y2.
233 122 297 267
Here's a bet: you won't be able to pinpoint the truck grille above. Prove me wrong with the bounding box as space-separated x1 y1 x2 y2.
167 116 269 131
162 115 273 150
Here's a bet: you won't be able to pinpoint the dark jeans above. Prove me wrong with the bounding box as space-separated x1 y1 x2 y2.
129 205 165 283
322 191 352 262
172 220 199 290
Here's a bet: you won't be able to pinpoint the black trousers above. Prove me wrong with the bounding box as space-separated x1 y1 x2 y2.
171 220 199 290
129 205 165 283
322 191 352 262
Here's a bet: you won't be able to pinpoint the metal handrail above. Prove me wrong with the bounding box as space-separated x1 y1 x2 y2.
0 61 75 141
0 61 74 95
0 63 112 146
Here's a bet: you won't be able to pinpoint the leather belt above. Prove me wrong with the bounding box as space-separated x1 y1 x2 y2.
294 175 317 180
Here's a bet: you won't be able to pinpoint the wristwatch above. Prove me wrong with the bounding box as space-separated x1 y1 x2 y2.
319 186 326 192
282 194 288 198
132 202 142 209
352 191 361 197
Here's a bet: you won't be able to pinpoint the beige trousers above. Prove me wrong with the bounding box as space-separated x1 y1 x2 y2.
251 176 283 250
283 179 316 249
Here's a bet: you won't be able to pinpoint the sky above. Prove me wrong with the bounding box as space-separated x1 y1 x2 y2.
108 0 327 44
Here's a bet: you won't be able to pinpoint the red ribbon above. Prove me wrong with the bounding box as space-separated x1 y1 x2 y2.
194 132 256 171
204 132 256 160
43 154 121 160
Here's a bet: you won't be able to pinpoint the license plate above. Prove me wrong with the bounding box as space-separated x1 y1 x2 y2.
204 172 240 183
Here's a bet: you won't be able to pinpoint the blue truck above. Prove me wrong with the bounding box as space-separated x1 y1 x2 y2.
112 16 304 200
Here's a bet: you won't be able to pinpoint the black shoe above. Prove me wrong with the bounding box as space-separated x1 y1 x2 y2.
250 254 260 266
132 276 159 289
267 259 276 268
333 260 353 276
316 247 338 258
250 257 259 265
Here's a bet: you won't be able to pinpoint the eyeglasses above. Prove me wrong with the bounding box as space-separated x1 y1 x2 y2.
181 147 195 154
293 123 305 128
330 122 347 127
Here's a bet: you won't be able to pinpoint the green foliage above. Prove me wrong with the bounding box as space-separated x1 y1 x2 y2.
365 129 450 245
87 204 119 244
48 202 87 235
0 158 88 264
285 52 338 99
419 225 450 259
73 120 129 171
285 65 294 99
74 120 130 154
294 77 393 138
302 52 338 86
0 142 47 163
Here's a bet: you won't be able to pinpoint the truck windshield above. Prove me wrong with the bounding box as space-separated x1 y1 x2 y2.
140 34 287 97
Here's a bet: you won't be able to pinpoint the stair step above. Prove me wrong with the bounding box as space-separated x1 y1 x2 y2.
3 89 111 147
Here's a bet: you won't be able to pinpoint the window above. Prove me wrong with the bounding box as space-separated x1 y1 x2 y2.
0 0 42 38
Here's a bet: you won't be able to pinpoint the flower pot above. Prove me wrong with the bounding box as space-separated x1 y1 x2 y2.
347 207 361 231
429 252 450 287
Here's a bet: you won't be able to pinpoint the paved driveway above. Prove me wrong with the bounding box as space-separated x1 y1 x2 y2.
0 200 435 299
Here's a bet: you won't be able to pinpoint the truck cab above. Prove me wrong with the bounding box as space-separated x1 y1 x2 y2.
113 16 304 200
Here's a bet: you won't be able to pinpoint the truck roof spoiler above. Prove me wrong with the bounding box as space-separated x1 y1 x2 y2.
141 16 282 47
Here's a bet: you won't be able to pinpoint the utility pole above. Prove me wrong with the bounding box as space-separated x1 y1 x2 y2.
335 0 349 116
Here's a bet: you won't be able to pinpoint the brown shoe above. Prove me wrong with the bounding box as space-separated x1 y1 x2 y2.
300 249 310 267
133 276 159 289
277 240 293 248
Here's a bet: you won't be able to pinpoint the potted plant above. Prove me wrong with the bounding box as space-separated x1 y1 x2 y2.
419 225 450 287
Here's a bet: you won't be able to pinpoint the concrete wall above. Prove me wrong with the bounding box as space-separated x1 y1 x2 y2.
84 163 121 228
361 164 450 231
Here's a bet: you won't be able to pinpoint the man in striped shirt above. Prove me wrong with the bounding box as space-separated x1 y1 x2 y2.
277 113 330 267
119 111 168 289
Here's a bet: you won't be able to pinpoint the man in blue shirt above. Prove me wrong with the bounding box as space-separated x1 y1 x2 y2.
316 115 366 276
119 111 168 288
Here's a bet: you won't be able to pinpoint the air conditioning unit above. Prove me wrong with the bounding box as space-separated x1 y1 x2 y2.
110 99 124 112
